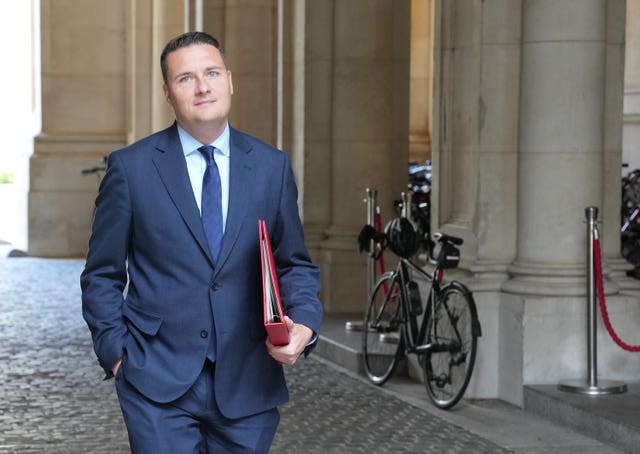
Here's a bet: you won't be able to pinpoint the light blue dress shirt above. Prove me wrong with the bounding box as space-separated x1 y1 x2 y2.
178 123 230 233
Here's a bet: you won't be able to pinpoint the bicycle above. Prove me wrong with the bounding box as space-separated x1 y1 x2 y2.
362 210 481 409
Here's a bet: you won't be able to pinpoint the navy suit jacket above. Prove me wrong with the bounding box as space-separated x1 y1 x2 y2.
81 123 323 419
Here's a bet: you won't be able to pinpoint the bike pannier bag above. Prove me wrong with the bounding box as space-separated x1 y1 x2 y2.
438 243 460 269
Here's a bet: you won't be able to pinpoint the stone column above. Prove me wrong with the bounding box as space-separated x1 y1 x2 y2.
149 0 184 133
315 1 410 314
29 0 130 256
29 0 183 256
129 0 182 142
432 0 522 401
500 0 640 398
303 0 334 255
220 0 278 144
432 0 483 241
504 0 608 296
433 0 520 283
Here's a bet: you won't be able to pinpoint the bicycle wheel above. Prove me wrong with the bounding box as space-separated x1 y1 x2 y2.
422 282 479 409
363 272 404 385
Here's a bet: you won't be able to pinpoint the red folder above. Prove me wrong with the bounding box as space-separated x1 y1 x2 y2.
259 219 290 345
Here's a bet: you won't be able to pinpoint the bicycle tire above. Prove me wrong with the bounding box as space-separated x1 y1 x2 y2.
363 272 404 385
422 281 479 409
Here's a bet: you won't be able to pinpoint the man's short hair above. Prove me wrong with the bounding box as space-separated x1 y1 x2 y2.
160 31 225 83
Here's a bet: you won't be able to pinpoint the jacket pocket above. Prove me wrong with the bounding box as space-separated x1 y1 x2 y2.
122 302 163 336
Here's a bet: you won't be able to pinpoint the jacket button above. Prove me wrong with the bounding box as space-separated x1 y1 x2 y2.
211 283 219 291
200 330 208 339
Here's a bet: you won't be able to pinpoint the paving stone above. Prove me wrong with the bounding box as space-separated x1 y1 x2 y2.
0 257 512 453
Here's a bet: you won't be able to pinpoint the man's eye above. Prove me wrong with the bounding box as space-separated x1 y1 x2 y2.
179 75 191 83
208 71 219 78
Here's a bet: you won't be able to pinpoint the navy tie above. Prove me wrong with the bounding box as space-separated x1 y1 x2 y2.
198 145 222 362
198 145 223 262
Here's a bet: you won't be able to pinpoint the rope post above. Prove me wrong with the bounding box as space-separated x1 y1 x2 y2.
558 207 627 395
366 188 378 302
346 188 378 332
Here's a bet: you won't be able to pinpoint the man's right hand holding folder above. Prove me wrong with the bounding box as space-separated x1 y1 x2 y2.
266 316 313 365
259 219 316 365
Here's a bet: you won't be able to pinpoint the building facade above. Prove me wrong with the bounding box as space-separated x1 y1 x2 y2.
27 0 640 406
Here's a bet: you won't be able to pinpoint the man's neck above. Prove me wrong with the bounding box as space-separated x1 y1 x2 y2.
178 121 227 145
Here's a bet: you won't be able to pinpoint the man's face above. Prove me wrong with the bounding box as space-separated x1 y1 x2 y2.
163 43 234 135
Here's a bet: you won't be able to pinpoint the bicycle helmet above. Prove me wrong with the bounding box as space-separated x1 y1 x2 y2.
384 217 420 258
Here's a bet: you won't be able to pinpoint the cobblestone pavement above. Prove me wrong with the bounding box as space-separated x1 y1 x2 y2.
0 256 512 453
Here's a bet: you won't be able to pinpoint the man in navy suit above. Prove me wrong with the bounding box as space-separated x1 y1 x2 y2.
81 31 323 453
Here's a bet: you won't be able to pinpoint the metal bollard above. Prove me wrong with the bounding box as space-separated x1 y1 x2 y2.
346 188 379 332
558 207 627 395
365 188 378 302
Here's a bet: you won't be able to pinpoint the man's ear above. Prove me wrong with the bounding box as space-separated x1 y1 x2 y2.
162 84 171 103
228 71 234 95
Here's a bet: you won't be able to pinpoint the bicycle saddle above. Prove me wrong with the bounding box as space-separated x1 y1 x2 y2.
433 232 464 246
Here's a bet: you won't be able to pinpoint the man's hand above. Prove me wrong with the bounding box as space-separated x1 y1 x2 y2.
266 316 313 365
112 358 122 377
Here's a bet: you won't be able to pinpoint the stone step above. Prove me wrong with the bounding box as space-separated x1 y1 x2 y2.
524 383 640 454
315 315 365 374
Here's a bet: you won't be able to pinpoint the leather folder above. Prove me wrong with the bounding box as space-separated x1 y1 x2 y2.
259 219 290 345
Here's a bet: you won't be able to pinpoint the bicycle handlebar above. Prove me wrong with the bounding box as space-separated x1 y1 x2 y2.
81 166 106 175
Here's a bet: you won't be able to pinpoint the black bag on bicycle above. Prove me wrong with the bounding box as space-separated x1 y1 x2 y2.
437 242 460 269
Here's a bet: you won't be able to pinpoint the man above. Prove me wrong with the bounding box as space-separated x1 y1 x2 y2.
81 31 323 453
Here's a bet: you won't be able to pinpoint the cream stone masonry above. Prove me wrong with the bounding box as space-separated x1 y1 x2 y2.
27 0 640 406
433 0 522 403
220 1 278 144
30 1 129 256
432 0 640 406
503 0 636 404
507 0 608 292
316 0 410 314
302 0 334 257
30 0 184 257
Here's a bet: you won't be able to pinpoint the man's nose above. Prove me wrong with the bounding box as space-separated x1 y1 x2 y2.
195 77 210 94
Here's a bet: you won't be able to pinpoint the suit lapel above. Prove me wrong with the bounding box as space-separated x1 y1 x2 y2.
214 128 256 275
151 124 214 265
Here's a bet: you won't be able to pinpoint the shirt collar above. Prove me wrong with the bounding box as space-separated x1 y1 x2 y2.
178 123 231 158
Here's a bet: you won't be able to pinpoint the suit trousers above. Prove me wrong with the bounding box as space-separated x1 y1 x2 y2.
115 360 280 453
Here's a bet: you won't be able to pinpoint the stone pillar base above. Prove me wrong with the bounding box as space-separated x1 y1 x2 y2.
503 261 603 296
28 134 125 257
467 291 640 407
317 228 367 315
28 187 96 257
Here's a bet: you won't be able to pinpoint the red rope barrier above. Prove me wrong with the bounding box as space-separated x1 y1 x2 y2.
593 237 640 352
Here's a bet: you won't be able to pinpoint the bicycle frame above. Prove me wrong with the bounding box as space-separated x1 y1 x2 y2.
392 257 438 355
388 255 467 358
